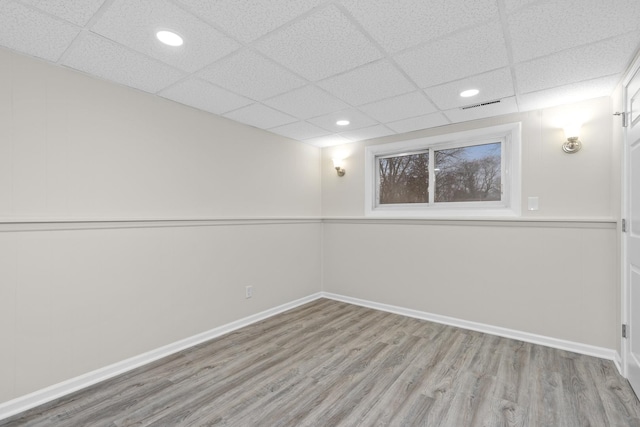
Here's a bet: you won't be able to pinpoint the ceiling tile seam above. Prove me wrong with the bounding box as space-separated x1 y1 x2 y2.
157 76 255 114
185 8 386 105
167 47 251 93
153 73 202 97
196 46 314 98
256 83 347 116
82 0 118 30
57 31 188 92
246 3 388 84
313 59 417 106
11 0 86 65
263 119 328 133
160 2 401 128
215 0 335 47
14 0 83 28
496 0 523 112
506 0 554 17
85 1 244 87
305 108 380 133
517 73 623 97
511 29 640 67
218 100 296 122
313 56 388 84
420 64 517 91
385 112 448 128
87 31 189 88
166 0 252 50
332 3 446 124
239 48 312 94
383 14 503 59
368 109 443 127
338 124 396 140
55 28 90 65
131 30 246 92
260 82 389 131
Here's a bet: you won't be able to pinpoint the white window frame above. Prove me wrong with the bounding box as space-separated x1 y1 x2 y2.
365 122 522 218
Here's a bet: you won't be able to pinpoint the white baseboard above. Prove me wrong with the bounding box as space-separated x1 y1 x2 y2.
0 291 623 421
0 292 323 422
322 292 620 364
614 353 624 376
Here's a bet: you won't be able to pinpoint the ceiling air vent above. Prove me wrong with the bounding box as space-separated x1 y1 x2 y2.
461 99 501 110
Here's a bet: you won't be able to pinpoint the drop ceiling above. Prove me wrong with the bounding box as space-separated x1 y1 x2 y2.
1 0 639 147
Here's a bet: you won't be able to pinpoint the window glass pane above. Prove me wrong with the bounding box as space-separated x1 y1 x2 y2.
434 142 501 203
379 152 429 204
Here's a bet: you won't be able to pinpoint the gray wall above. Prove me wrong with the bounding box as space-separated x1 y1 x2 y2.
320 97 619 350
0 48 322 403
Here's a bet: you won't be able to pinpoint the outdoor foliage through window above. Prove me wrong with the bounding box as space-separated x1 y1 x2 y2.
378 142 502 205
434 143 501 202
379 152 429 204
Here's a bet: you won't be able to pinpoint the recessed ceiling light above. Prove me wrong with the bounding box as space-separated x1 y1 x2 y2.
336 120 350 126
156 30 183 47
460 89 479 98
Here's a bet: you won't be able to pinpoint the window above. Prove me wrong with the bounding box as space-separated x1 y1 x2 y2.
365 123 521 217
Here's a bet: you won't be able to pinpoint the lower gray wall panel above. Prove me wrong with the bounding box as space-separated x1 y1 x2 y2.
0 221 322 403
322 221 616 351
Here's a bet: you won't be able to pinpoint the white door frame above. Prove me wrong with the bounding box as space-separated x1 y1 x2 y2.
622 53 640 380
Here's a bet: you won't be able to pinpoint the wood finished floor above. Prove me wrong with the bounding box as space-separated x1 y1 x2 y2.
3 298 640 427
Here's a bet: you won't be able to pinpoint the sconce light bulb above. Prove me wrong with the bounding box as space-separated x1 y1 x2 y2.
563 124 581 140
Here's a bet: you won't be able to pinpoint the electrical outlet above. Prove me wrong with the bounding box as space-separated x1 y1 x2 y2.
245 285 253 299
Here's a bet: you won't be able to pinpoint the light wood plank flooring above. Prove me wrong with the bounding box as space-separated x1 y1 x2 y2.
2 298 640 426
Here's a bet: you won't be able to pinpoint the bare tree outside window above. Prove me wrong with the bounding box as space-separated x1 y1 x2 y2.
367 123 518 216
379 152 429 204
434 142 501 202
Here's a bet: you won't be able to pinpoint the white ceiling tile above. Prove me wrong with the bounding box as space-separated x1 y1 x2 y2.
91 0 240 73
62 32 184 93
386 113 450 134
339 0 499 53
224 103 297 129
443 97 518 123
254 5 383 81
360 91 437 123
0 1 80 62
303 134 353 148
508 0 640 62
19 0 105 26
265 86 349 120
394 22 509 88
317 60 415 106
307 109 378 132
198 49 306 101
515 33 638 94
517 75 621 112
425 68 514 110
339 125 395 142
0 0 635 142
269 121 330 141
503 0 540 14
174 0 326 43
158 78 252 115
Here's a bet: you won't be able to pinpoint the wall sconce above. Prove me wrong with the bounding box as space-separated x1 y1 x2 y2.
332 158 345 177
562 124 582 153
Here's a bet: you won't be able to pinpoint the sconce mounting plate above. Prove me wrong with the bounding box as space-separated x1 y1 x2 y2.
562 137 581 153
